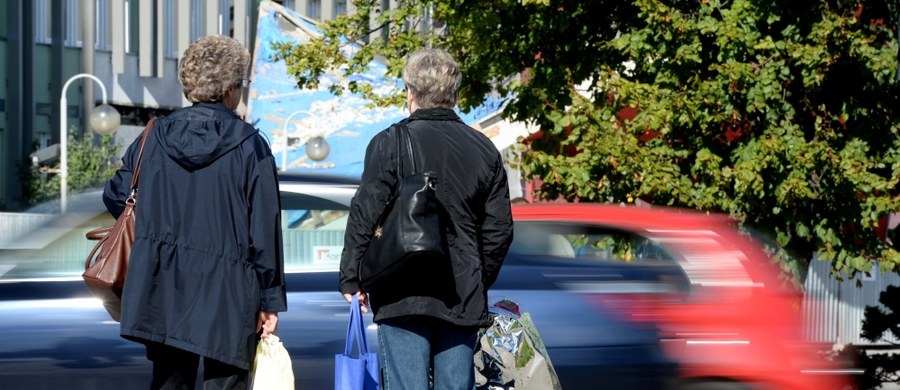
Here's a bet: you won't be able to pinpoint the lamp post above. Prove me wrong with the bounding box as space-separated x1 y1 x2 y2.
280 110 331 171
60 73 121 213
281 110 308 172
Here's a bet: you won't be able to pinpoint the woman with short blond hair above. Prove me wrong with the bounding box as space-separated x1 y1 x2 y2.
103 35 286 389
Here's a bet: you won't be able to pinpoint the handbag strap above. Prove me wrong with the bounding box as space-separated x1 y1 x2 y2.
128 117 157 201
394 123 416 177
344 295 370 356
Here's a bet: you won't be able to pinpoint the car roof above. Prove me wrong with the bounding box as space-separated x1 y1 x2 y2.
512 203 735 231
278 171 360 186
276 174 739 233
513 203 786 289
278 172 359 209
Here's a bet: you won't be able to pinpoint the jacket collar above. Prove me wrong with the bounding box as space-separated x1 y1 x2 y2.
407 108 462 123
193 102 239 118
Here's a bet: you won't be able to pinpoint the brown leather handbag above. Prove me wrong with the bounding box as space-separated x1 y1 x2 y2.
83 118 156 322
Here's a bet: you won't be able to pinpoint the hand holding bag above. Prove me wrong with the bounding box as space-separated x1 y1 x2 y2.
82 118 156 322
358 124 447 291
251 335 295 390
335 295 380 390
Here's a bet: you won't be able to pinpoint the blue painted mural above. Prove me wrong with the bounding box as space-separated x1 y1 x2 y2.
246 2 501 179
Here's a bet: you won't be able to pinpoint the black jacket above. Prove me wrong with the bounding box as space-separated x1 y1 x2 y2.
339 108 514 327
103 103 286 370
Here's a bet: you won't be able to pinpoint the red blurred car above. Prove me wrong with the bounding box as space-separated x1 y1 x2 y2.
510 203 849 390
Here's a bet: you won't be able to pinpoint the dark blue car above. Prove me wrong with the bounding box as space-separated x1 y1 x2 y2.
0 173 676 389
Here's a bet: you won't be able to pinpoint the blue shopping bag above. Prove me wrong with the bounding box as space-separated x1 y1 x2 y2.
335 295 380 390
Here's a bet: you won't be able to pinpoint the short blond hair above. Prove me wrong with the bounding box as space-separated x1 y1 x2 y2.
179 35 250 103
402 49 461 109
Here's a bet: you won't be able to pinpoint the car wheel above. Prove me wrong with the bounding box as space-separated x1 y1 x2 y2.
677 381 753 390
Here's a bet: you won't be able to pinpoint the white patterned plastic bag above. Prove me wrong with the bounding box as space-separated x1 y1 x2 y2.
474 299 562 390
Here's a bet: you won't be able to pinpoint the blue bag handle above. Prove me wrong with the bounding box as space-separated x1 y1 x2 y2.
344 295 370 356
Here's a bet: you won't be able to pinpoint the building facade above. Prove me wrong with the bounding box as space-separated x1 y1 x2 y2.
0 0 516 210
0 0 289 211
280 0 354 21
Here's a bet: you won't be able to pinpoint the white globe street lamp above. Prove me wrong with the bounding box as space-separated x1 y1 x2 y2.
306 136 330 161
89 103 121 135
60 73 121 213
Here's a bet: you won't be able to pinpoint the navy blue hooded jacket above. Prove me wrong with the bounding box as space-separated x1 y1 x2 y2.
103 103 286 369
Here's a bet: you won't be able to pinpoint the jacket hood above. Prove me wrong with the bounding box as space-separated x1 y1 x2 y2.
155 103 258 169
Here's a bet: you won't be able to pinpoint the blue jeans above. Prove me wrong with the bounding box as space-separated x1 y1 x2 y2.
377 316 479 390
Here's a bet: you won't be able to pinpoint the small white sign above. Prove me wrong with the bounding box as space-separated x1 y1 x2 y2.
312 246 343 265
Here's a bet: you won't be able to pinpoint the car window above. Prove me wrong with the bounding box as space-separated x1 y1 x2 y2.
511 222 674 263
280 194 349 272
281 209 349 272
510 221 691 294
0 209 114 280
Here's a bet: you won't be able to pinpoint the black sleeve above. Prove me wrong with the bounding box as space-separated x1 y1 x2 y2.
339 129 397 294
480 156 514 288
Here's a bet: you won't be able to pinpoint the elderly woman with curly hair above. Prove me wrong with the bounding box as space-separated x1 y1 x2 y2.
103 35 286 389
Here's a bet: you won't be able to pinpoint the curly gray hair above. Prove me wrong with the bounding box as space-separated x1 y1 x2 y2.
179 35 250 103
402 49 461 109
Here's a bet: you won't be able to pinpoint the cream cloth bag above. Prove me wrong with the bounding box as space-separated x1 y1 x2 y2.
251 335 295 390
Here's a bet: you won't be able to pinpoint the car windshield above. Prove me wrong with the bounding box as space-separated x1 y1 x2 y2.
0 191 350 281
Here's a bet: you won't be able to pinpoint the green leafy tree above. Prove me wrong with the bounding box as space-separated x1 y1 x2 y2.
19 131 120 208
273 0 900 279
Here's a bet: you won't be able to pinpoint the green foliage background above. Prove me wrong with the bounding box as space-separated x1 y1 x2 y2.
272 0 900 279
19 132 120 208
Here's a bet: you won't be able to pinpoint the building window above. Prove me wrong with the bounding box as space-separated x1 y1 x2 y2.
64 0 83 47
220 0 231 37
164 0 178 58
34 0 84 47
307 0 321 19
35 0 52 44
281 0 296 10
334 0 347 17
191 0 204 41
96 0 112 50
37 133 51 150
125 0 140 53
